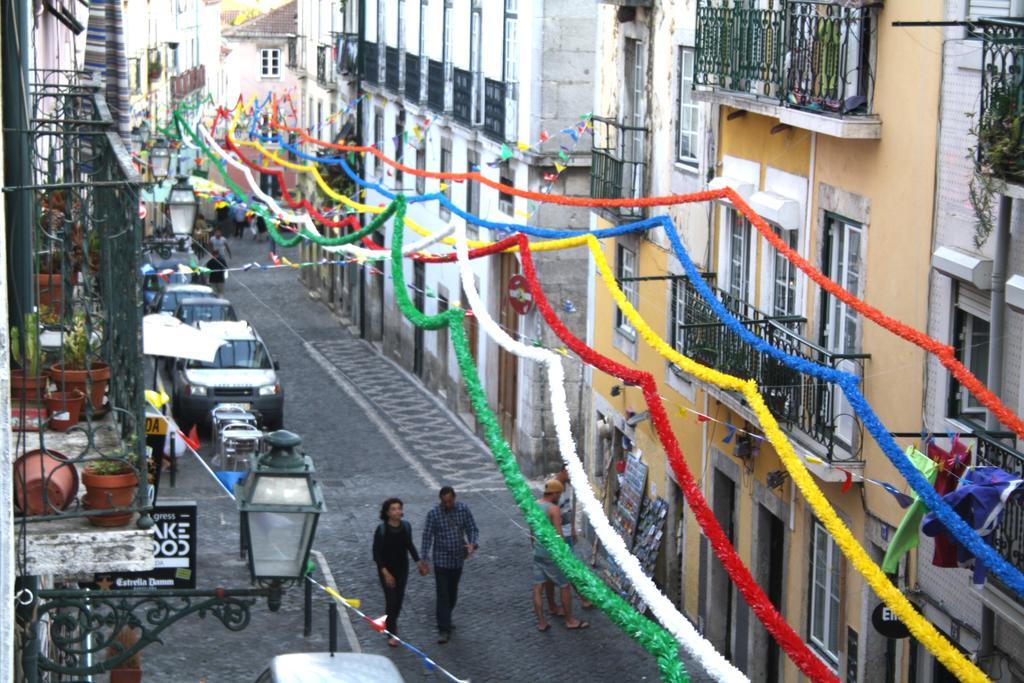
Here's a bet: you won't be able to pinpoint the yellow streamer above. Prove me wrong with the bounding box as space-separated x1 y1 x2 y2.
587 236 986 683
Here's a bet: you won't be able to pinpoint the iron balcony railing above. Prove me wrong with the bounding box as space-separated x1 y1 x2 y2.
338 32 359 75
962 422 1024 579
452 67 472 125
12 69 148 525
405 53 422 103
676 277 866 461
590 115 647 219
385 46 401 92
695 0 876 118
361 41 379 84
427 59 445 112
483 78 506 141
977 19 1024 185
317 44 329 85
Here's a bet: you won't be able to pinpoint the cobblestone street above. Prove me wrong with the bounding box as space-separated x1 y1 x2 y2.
141 235 699 682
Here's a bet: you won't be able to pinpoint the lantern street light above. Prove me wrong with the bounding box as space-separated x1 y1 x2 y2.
150 141 171 179
237 430 324 611
167 178 197 239
139 120 151 146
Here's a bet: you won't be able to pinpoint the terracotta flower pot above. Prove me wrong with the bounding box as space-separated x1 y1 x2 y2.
110 668 142 683
49 362 111 413
10 370 46 405
14 449 79 516
45 390 85 431
37 273 63 310
81 468 139 527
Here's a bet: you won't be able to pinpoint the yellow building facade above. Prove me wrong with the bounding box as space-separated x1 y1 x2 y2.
588 1 943 680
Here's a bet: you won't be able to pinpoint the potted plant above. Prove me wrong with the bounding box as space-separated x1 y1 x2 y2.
49 313 110 414
44 389 85 431
13 448 79 516
81 446 139 527
10 313 45 405
105 626 142 683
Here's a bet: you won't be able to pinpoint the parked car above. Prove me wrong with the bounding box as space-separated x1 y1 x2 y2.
150 283 215 315
142 257 200 307
254 653 404 683
174 297 238 326
170 321 283 430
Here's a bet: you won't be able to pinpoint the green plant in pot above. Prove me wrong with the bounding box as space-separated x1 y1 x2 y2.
49 313 110 414
105 626 142 683
10 313 45 405
82 445 140 527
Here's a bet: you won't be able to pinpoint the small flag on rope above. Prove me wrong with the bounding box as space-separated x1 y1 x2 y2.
181 426 200 452
539 130 551 142
838 467 853 493
881 483 915 509
554 162 566 174
677 406 688 418
517 141 530 151
364 614 388 632
696 413 710 423
722 424 737 444
499 143 513 160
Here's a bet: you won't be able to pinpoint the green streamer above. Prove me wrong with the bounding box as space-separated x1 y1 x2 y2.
171 111 386 249
388 194 687 683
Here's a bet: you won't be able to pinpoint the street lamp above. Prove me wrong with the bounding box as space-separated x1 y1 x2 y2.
237 430 324 610
150 141 171 179
139 121 151 146
167 179 197 238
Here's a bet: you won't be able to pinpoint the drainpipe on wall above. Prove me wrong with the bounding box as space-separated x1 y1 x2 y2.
979 193 1012 673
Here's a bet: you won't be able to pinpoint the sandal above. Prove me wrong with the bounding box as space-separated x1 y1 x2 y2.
537 623 551 632
565 620 590 630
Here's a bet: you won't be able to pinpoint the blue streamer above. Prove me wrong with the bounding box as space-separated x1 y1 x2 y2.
231 114 1024 597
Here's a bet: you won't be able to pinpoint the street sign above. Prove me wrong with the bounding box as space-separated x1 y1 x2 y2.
93 501 197 590
507 274 534 315
871 603 910 639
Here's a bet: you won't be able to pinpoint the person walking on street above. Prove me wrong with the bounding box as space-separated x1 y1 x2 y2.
373 498 428 647
545 464 591 615
209 228 232 260
231 202 248 238
532 479 588 632
421 486 479 644
205 249 228 297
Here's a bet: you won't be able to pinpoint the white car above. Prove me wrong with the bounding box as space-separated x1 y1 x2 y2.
255 653 405 683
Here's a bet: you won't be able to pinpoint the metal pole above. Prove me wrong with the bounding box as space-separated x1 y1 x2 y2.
329 601 339 655
303 573 313 637
980 194 1012 671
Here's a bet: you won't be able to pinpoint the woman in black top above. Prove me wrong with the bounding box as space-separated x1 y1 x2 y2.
373 498 428 646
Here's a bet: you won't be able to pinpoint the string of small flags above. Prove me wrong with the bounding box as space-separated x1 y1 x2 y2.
305 575 469 683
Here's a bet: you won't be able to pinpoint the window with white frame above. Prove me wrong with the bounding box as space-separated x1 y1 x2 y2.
948 289 991 418
466 149 480 239
820 215 863 354
415 147 426 195
770 225 799 322
809 520 842 664
725 208 752 304
440 143 452 221
504 4 518 84
616 243 638 338
260 48 281 78
499 162 514 215
676 47 698 168
670 278 688 360
967 0 1012 18
443 2 452 77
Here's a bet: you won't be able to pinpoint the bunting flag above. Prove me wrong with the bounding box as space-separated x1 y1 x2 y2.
722 424 737 444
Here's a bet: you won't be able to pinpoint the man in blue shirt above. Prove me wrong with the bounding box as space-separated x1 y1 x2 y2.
421 486 479 643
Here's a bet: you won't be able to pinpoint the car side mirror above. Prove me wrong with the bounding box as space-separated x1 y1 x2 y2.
273 360 280 370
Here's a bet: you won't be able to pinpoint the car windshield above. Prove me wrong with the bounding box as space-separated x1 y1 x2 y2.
160 291 211 313
187 340 272 370
177 304 237 325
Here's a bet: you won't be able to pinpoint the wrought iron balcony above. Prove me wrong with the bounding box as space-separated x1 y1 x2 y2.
317 45 329 86
338 32 359 75
385 46 401 92
427 59 445 112
676 277 865 462
483 78 506 141
361 41 378 85
590 115 647 219
405 53 422 103
977 19 1024 186
11 70 148 532
452 67 472 125
967 424 1024 580
695 0 877 119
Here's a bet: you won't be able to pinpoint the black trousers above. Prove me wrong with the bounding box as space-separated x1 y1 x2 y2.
434 566 462 632
378 565 409 634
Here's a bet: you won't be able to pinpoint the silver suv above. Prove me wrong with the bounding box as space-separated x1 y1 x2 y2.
170 321 283 430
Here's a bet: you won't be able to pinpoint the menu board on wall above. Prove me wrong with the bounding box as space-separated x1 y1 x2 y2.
611 455 648 544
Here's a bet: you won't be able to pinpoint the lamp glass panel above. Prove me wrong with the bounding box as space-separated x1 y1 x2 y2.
168 189 197 236
251 474 314 506
151 150 171 178
248 511 315 578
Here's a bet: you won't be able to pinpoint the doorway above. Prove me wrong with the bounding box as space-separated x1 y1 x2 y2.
413 260 425 377
753 503 785 683
707 469 736 658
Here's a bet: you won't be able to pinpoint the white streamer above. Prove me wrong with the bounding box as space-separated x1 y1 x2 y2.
452 223 746 682
196 125 454 259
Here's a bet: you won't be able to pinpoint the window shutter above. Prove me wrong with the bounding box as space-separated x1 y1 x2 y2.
956 282 991 320
968 0 1012 17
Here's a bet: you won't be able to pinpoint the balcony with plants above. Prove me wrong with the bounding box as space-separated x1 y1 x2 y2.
974 19 1024 192
10 70 152 576
675 276 867 464
694 0 881 139
590 116 647 220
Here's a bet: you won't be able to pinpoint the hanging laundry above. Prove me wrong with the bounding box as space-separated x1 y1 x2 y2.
881 446 938 574
928 437 971 567
921 466 1023 585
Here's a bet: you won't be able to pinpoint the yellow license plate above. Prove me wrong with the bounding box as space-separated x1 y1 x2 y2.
145 415 169 436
